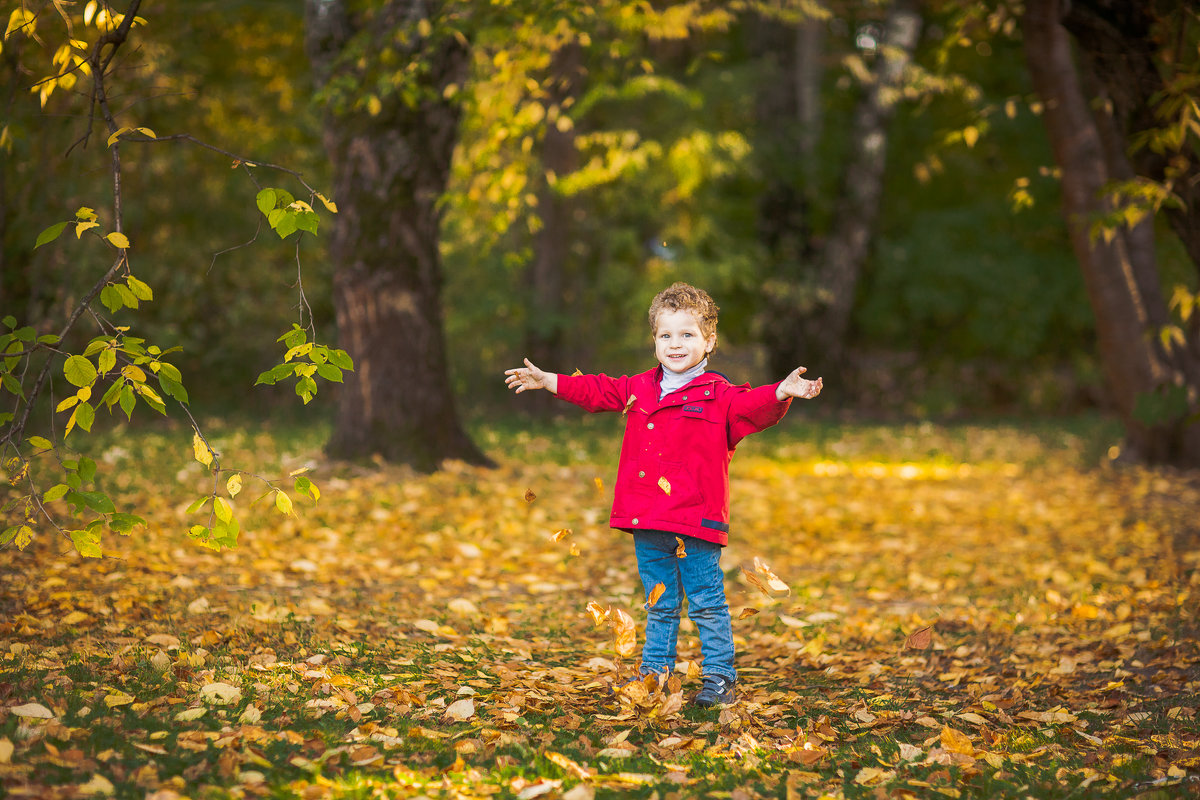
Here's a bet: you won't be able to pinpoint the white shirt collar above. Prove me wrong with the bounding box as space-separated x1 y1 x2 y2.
659 358 708 400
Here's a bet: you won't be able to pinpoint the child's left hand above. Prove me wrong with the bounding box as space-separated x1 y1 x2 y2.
777 367 823 401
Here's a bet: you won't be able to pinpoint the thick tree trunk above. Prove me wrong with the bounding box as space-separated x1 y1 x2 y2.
307 0 491 470
1022 0 1200 465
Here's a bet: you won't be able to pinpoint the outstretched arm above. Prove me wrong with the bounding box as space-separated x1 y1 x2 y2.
504 358 559 395
776 366 823 401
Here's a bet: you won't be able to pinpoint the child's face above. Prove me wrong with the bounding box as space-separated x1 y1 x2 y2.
653 308 716 374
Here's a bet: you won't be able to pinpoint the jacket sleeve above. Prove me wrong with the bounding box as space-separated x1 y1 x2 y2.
727 383 792 447
556 372 634 413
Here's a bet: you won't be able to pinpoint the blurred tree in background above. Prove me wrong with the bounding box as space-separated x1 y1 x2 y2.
4 0 1198 477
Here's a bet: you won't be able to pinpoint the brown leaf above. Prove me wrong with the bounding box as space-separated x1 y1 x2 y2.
545 750 591 779
621 395 637 416
524 489 536 503
674 537 687 558
647 583 666 608
737 607 759 620
904 625 933 650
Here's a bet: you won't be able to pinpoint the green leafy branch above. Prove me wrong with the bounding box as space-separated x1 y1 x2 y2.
255 324 354 405
184 431 321 552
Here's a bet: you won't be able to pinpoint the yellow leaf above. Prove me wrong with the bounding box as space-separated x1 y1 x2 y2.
75 221 99 238
546 750 592 779
105 231 130 249
674 537 687 558
192 432 213 466
593 476 604 492
275 490 294 517
940 725 975 756
647 583 666 608
963 125 979 148
316 192 338 213
226 473 242 498
551 528 572 542
737 607 759 620
62 611 89 626
657 476 671 495
105 690 135 708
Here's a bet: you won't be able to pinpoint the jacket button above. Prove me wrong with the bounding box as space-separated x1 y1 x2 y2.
682 395 687 400
647 422 654 430
705 390 710 396
638 471 645 478
632 518 639 525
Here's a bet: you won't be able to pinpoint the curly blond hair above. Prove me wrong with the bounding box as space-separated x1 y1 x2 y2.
648 282 720 342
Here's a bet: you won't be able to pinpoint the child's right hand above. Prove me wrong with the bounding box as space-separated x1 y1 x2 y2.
504 358 556 394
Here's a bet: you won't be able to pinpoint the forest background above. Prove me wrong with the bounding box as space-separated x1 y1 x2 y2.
1 3 1199 799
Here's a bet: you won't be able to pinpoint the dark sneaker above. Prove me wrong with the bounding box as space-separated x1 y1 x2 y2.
692 675 736 707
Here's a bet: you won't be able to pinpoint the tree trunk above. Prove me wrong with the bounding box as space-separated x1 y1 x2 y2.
524 41 583 415
1061 0 1200 274
1022 0 1200 465
758 0 922 376
307 0 491 470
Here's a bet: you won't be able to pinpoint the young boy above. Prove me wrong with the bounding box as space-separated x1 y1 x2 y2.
504 282 822 707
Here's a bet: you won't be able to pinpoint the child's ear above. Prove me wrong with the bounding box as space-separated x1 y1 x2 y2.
706 333 717 354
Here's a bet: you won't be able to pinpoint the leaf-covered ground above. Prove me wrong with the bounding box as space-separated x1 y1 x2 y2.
1 415 1198 799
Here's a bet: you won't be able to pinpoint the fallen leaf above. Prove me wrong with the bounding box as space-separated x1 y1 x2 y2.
174 707 207 722
77 774 114 796
940 725 975 756
104 691 135 708
200 682 242 705
10 702 54 719
545 750 592 779
647 583 666 608
0 737 13 763
444 698 475 721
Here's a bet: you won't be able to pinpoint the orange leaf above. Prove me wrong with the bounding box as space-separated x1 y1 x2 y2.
551 528 572 542
657 476 671 495
904 625 933 650
611 608 636 657
674 537 687 558
940 726 975 756
647 583 666 608
524 489 536 503
737 607 759 620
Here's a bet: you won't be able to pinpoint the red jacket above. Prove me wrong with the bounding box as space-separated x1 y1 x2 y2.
556 367 792 546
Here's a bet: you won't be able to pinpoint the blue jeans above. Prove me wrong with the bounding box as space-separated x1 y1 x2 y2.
633 530 736 683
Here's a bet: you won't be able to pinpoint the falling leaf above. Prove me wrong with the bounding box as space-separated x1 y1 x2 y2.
621 395 636 416
551 528 572 542
586 601 610 626
657 476 671 495
569 543 581 556
444 697 475 721
611 608 637 657
674 537 687 558
904 625 933 650
594 476 604 492
647 583 666 608
524 489 536 503
737 608 759 619
742 557 789 596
